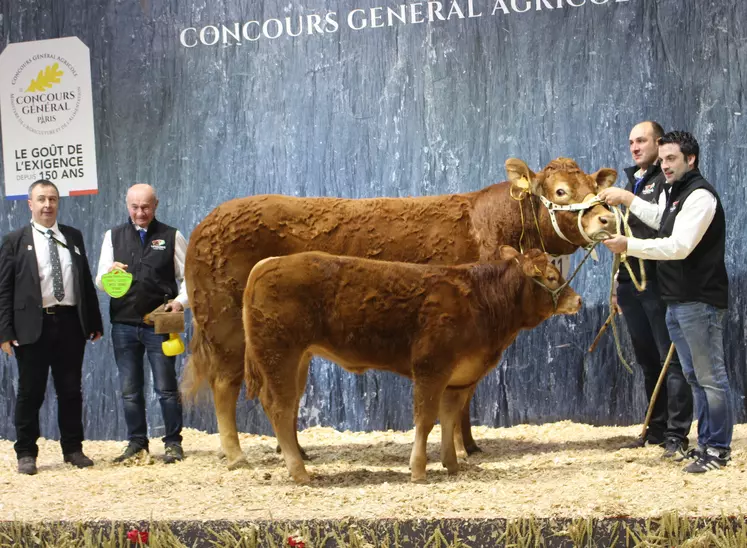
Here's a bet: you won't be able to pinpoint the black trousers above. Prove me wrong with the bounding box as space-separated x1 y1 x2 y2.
617 280 693 442
13 308 87 458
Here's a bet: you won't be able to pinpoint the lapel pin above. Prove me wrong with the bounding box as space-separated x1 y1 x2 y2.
27 245 33 251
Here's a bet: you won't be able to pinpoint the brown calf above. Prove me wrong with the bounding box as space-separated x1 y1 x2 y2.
243 248 582 483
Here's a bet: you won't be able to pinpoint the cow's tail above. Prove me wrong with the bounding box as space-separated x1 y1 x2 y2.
180 319 215 404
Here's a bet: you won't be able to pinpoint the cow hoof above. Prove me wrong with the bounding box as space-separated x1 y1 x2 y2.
276 445 312 461
410 476 428 484
227 457 250 470
292 472 311 485
456 448 468 460
465 444 483 456
217 450 225 459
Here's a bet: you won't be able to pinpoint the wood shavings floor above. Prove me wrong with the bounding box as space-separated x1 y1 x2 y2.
1 422 745 522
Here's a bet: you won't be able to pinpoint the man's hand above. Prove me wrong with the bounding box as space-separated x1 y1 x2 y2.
164 301 184 313
604 235 629 254
611 295 623 316
89 332 102 342
1 340 18 356
598 187 635 207
108 262 128 272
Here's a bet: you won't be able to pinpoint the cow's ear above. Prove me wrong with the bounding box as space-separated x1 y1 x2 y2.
499 245 520 261
592 168 617 191
505 158 540 194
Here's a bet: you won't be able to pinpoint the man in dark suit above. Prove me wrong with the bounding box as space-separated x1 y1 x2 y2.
0 179 103 475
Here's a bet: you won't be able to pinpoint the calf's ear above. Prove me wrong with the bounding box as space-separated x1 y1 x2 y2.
505 158 540 194
499 245 520 261
526 252 548 277
519 260 544 278
592 167 617 191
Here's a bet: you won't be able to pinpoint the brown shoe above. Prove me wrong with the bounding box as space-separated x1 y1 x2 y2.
63 451 94 468
17 456 38 475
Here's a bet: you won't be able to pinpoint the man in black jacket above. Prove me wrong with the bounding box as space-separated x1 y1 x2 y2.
603 131 732 473
95 183 188 465
0 180 103 475
604 121 693 456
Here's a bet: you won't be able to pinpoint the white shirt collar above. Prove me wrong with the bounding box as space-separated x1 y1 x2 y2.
31 220 61 236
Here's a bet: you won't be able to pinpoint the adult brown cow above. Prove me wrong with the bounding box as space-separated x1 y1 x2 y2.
184 157 615 470
243 248 582 483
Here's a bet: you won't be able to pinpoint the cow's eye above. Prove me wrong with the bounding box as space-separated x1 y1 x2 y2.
556 188 566 197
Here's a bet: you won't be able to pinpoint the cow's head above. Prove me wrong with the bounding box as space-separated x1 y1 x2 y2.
505 158 616 245
499 246 582 316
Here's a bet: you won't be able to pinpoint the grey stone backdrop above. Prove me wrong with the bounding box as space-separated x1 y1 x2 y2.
0 0 745 443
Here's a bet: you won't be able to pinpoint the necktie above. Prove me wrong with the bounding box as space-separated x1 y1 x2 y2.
47 229 65 302
633 175 645 195
139 230 146 245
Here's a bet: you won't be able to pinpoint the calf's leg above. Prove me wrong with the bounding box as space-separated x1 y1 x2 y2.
259 352 310 484
440 387 471 475
410 379 446 483
274 354 312 461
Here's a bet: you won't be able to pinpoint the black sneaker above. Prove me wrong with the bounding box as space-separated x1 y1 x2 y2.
163 443 184 464
673 447 703 463
63 451 94 468
661 438 688 459
683 447 730 473
113 443 151 465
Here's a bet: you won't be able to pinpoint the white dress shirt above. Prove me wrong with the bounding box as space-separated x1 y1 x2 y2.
95 226 190 308
627 181 717 261
31 220 77 308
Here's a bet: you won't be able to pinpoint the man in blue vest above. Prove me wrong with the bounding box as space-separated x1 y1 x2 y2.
602 131 732 473
96 184 189 464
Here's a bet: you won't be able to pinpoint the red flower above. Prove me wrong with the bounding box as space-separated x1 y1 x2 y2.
287 535 306 548
127 530 149 544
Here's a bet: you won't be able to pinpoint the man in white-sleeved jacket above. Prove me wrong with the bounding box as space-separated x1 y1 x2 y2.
600 131 732 474
96 183 189 465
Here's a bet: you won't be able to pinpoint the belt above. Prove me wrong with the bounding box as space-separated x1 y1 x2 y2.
44 305 77 315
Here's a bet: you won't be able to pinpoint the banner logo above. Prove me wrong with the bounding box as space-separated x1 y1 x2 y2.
0 38 99 199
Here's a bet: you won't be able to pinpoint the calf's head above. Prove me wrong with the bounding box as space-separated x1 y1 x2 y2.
505 158 616 244
499 246 582 316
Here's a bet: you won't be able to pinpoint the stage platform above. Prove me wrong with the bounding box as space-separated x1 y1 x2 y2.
1 422 745 546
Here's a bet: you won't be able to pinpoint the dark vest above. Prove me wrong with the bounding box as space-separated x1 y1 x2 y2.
656 170 728 309
618 164 664 284
110 219 178 325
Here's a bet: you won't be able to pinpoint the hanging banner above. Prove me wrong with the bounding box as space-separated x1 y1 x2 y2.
0 37 98 200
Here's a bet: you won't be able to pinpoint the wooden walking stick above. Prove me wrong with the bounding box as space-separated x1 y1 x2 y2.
588 312 614 353
640 343 676 439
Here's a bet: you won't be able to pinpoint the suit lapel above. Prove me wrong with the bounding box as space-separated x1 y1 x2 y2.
21 225 42 290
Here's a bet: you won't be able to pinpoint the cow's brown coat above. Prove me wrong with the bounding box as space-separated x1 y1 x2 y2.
243 248 582 483
184 158 615 469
